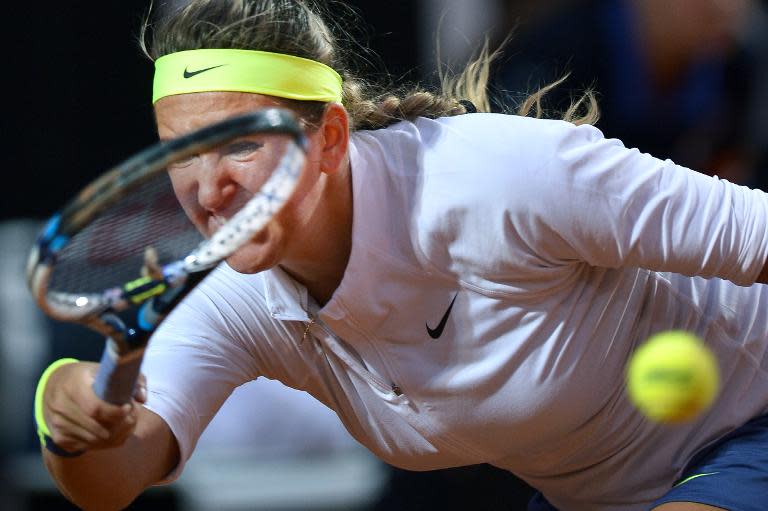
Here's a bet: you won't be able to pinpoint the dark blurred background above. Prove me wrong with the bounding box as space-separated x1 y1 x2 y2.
3 1 768 510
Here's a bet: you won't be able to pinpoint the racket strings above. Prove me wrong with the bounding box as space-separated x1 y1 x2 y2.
49 173 203 294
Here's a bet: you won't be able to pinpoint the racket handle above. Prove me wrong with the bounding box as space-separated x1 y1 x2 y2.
93 339 145 405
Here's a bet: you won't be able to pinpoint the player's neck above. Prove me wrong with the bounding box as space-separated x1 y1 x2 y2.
280 159 353 306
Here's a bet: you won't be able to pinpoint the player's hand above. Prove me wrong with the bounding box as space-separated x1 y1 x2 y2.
42 361 147 454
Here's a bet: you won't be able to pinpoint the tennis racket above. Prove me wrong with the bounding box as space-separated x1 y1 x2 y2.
27 107 307 405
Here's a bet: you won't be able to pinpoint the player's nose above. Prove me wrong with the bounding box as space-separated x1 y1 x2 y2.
195 155 237 212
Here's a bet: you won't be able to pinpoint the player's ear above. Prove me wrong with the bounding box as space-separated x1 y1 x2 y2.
317 102 349 175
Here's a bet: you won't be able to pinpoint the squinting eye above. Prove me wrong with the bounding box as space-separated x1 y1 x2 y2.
167 154 197 170
225 141 263 158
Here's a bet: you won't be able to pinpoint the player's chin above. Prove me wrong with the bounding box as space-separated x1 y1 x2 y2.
225 241 281 274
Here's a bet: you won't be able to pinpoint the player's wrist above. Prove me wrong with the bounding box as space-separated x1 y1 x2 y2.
34 358 84 457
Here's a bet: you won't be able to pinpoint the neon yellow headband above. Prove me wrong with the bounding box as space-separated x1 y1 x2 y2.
152 49 343 104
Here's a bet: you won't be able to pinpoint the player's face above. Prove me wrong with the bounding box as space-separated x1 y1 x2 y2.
154 92 325 273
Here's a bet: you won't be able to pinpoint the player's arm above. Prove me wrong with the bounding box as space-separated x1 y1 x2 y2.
41 361 179 511
499 122 768 286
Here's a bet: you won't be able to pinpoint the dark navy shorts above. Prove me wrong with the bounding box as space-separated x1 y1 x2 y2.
527 413 768 511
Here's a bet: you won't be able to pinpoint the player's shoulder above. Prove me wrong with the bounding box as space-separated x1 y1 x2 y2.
165 263 269 324
351 112 605 170
419 113 608 172
425 112 601 141
348 112 614 219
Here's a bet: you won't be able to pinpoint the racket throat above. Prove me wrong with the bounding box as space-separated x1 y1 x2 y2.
96 313 151 354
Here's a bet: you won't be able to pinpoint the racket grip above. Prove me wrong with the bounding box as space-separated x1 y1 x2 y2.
93 339 145 405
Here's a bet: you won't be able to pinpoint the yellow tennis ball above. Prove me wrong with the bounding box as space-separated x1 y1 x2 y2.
626 330 719 423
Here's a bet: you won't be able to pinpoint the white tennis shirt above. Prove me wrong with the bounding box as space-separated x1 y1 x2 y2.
143 113 768 510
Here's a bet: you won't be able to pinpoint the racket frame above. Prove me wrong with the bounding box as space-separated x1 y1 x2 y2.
27 108 308 393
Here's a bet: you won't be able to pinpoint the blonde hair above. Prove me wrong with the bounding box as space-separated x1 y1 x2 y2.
141 0 598 129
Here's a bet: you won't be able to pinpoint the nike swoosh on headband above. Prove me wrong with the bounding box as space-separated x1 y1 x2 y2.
183 64 226 79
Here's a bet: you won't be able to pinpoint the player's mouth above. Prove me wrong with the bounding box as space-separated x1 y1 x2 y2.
207 215 227 235
205 194 256 235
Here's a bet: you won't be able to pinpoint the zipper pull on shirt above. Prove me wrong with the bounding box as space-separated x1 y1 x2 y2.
301 315 316 344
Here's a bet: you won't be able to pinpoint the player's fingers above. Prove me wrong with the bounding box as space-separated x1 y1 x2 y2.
84 397 132 425
86 406 138 449
47 411 105 451
98 401 139 439
55 398 138 450
57 361 129 425
50 396 111 441
57 382 130 433
42 362 135 451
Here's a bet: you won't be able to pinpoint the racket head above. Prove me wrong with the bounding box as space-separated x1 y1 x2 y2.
27 107 307 336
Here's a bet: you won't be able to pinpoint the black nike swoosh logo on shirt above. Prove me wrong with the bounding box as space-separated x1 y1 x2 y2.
426 293 458 339
183 64 225 78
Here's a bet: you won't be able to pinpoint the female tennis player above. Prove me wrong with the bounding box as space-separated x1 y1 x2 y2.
37 1 768 510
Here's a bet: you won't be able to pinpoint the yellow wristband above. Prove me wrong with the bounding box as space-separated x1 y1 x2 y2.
34 358 79 444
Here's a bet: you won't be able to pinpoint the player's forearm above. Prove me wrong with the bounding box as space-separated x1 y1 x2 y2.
43 407 179 511
44 449 142 510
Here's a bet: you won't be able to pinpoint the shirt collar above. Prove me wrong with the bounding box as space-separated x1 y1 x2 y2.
260 266 313 321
